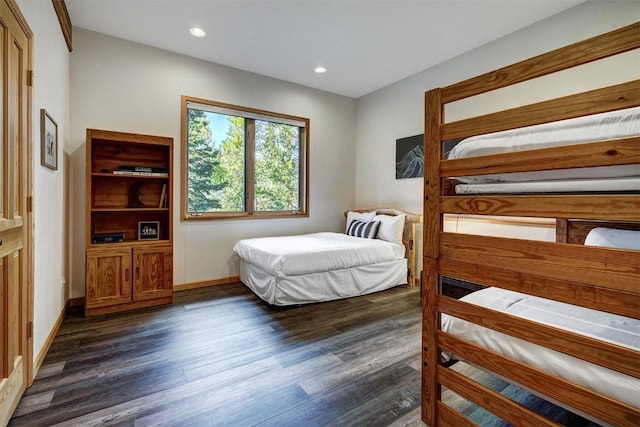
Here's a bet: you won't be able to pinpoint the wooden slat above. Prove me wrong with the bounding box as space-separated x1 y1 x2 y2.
440 259 640 319
440 137 640 178
436 401 477 427
438 366 561 427
441 233 639 292
555 219 568 243
424 89 442 259
440 194 640 221
422 257 439 425
439 295 639 379
442 80 639 141
438 332 640 427
441 22 640 103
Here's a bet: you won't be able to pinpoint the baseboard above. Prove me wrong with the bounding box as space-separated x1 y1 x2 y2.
69 297 84 307
173 276 240 291
33 302 67 378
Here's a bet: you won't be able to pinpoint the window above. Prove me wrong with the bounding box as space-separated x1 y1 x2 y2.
181 96 309 220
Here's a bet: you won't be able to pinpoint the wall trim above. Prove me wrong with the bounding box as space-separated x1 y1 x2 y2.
33 302 66 378
173 276 240 291
51 0 72 52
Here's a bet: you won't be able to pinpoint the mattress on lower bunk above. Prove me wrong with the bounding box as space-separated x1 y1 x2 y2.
454 176 640 194
447 106 640 184
233 232 405 277
441 286 640 409
240 257 407 306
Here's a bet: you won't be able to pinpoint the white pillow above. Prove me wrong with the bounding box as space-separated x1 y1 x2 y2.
346 211 376 233
374 214 405 244
584 227 640 250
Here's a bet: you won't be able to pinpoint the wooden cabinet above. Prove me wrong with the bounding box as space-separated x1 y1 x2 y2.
85 129 173 316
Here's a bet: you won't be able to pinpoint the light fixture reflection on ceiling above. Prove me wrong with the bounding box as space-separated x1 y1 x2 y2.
189 27 206 38
314 66 327 74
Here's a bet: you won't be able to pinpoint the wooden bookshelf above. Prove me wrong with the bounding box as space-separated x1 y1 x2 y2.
85 129 173 316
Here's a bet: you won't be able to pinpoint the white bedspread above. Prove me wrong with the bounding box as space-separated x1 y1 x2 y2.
448 106 640 183
442 287 640 408
233 232 405 277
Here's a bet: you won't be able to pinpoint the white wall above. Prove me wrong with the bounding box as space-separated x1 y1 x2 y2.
17 0 70 362
355 0 640 214
70 29 357 297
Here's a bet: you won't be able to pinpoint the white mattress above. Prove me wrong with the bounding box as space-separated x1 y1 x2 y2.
454 176 640 194
233 232 405 277
585 227 640 251
448 106 640 183
240 258 407 306
441 287 640 409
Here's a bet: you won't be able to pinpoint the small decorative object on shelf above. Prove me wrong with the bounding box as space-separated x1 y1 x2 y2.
159 184 167 208
138 221 160 240
128 182 145 208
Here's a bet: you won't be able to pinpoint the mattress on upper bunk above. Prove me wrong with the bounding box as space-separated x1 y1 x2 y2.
233 232 405 278
454 176 640 194
447 106 640 184
441 286 640 409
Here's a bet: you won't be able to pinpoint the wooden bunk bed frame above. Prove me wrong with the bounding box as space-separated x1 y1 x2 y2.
422 23 640 427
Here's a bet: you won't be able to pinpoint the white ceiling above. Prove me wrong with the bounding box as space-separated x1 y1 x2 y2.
65 0 585 98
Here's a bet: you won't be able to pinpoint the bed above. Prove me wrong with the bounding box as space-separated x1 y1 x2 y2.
233 208 422 306
422 22 640 427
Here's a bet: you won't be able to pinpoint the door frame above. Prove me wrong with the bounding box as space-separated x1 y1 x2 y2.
5 0 33 384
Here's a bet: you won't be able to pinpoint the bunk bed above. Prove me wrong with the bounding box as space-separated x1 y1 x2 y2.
422 22 640 427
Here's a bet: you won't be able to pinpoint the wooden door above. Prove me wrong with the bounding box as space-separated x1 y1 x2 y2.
133 245 172 301
0 0 31 424
86 248 132 309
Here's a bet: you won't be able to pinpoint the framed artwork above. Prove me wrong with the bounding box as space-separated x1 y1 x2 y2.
138 221 160 240
395 134 424 179
40 109 58 170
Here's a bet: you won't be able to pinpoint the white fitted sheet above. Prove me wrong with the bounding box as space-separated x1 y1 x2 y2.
442 287 640 409
454 176 640 194
240 258 407 306
447 106 640 183
233 232 405 277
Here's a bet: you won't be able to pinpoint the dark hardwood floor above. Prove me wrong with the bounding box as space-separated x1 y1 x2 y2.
10 283 425 427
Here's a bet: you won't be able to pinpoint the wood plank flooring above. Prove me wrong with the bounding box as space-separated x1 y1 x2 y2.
9 283 426 427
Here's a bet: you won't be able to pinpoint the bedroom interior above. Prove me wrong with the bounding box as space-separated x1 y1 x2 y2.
4 0 639 425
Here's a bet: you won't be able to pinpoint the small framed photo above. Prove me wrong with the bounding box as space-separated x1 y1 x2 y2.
40 109 58 170
138 221 160 240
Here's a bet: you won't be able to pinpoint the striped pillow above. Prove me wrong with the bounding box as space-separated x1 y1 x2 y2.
346 220 381 239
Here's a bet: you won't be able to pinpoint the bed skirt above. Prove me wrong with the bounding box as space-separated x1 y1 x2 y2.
239 258 408 306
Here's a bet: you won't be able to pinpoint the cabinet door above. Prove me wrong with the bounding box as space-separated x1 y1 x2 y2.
133 245 172 301
86 248 132 309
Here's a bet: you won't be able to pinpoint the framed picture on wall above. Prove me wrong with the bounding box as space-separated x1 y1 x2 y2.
395 134 424 179
40 109 58 170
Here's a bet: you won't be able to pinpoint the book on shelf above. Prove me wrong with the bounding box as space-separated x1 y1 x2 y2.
117 165 168 173
92 233 125 243
159 184 167 208
113 170 168 177
113 165 168 177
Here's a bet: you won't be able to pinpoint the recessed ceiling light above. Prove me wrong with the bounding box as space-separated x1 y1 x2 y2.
314 66 327 74
189 27 206 38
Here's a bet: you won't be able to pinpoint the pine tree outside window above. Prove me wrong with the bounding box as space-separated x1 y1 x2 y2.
181 96 309 220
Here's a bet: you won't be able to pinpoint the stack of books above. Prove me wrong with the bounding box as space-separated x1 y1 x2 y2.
92 233 125 243
113 165 168 177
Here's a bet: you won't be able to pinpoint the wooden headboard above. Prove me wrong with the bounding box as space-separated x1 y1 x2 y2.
345 208 423 287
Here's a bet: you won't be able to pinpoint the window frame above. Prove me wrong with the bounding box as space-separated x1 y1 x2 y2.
181 95 309 221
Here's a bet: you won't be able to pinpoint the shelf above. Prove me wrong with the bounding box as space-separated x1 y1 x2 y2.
91 208 169 213
89 239 171 249
92 172 169 179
